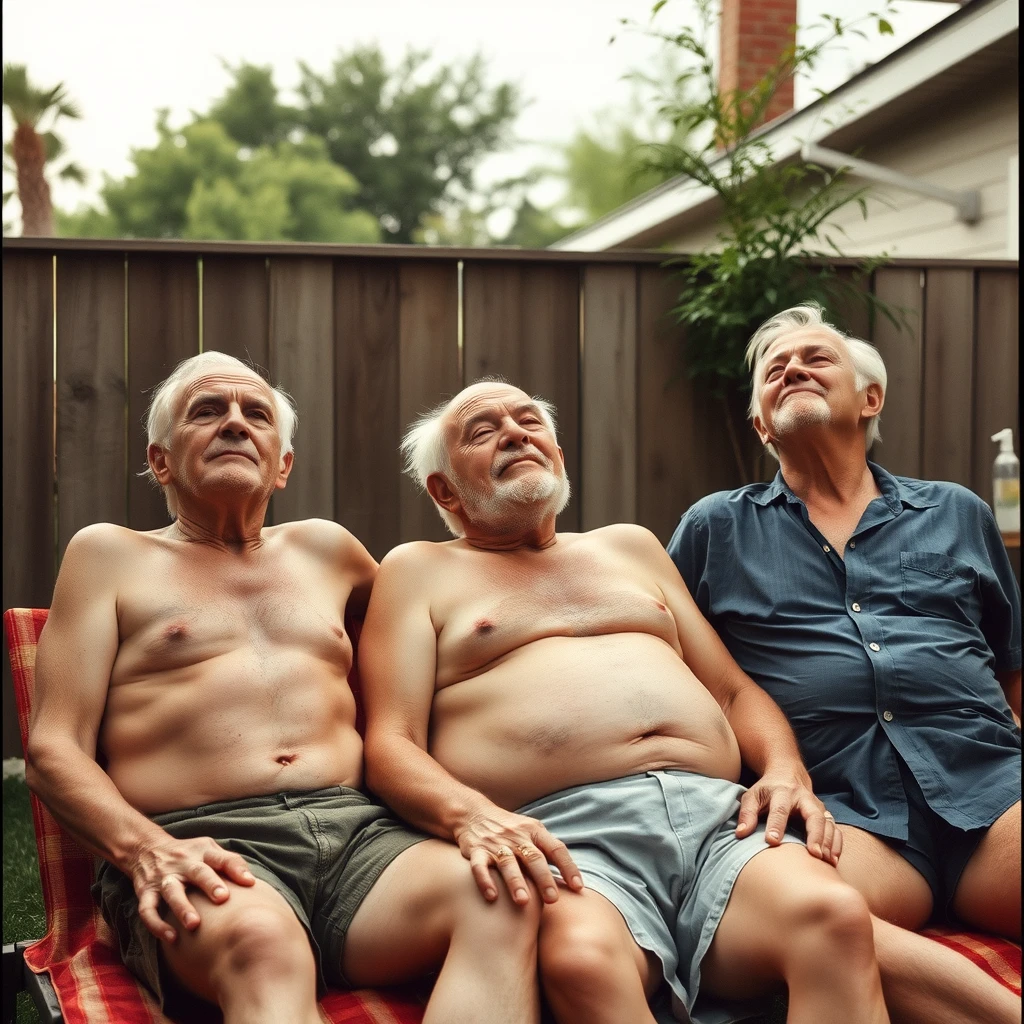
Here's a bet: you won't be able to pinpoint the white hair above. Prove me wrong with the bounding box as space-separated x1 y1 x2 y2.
142 351 297 518
400 378 560 537
745 302 887 460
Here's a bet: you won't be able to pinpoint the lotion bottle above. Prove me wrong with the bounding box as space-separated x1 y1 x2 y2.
991 428 1020 534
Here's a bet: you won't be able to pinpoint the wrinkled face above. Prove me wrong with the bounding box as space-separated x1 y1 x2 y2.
154 366 290 506
754 327 864 446
441 383 569 532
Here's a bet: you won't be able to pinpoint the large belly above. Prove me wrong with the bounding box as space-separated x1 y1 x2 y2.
100 648 364 814
430 634 741 809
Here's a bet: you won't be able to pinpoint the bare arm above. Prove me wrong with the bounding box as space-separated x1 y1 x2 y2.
618 526 840 864
996 669 1021 723
27 526 254 941
359 544 582 905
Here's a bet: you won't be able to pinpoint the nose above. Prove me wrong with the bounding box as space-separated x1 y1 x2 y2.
219 401 249 437
499 416 532 449
782 357 811 386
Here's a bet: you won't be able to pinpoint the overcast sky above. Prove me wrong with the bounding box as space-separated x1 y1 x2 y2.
3 0 955 225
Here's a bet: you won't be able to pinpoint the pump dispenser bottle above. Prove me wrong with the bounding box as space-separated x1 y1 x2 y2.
991 428 1020 535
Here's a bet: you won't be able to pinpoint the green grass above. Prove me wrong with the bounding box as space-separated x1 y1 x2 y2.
4 773 45 1024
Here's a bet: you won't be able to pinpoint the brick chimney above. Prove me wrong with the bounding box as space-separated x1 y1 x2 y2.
719 0 798 126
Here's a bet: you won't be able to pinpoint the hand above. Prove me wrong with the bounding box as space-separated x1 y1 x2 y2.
454 806 584 906
130 835 256 942
735 767 842 866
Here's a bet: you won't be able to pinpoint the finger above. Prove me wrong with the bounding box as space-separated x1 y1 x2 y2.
138 891 177 943
763 795 793 845
493 847 531 905
160 877 202 931
534 833 583 892
734 788 763 838
803 806 826 859
815 817 834 862
468 848 499 902
185 862 232 904
515 843 560 903
207 847 256 887
829 822 843 864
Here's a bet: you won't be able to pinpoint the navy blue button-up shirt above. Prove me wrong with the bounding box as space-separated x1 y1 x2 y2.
667 463 1021 839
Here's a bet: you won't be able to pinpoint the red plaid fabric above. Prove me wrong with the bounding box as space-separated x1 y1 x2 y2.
6 607 1021 1021
5 607 427 1024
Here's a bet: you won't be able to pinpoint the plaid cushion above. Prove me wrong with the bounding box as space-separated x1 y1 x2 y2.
6 607 1021 1022
5 607 427 1024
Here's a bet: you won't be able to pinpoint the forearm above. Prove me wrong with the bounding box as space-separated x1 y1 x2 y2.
363 733 499 840
26 740 170 872
725 683 811 781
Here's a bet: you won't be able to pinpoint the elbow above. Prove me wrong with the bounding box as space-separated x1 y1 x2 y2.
361 732 392 799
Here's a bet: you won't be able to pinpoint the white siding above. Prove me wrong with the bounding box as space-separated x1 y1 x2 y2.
666 74 1018 259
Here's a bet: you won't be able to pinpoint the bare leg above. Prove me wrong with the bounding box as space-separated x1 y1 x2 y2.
837 823 1020 1024
537 885 661 1024
342 839 541 1024
160 878 321 1024
701 844 889 1024
952 801 1021 941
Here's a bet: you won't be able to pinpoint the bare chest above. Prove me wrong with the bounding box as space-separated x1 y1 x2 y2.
437 555 679 682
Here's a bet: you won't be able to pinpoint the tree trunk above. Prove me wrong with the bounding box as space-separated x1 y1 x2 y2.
12 122 55 236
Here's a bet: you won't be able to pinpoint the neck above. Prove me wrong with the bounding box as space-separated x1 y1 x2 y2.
461 513 559 552
775 430 876 506
171 497 269 552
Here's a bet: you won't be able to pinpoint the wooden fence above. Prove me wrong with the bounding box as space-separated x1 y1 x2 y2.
2 238 1019 757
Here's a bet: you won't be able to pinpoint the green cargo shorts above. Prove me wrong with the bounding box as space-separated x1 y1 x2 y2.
92 786 426 1011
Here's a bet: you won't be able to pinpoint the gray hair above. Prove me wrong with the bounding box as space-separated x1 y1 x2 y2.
142 351 297 518
745 303 887 460
400 378 559 537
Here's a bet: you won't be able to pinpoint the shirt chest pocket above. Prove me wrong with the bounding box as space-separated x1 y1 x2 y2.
899 551 982 627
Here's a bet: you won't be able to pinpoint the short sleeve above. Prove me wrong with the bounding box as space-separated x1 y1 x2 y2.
666 503 712 618
976 501 1022 672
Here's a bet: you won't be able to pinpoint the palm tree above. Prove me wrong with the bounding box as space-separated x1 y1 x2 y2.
3 64 84 236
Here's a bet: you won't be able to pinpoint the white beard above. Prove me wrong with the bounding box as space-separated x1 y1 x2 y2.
771 394 832 438
456 454 571 534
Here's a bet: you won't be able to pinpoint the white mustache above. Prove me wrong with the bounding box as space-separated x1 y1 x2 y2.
491 448 552 478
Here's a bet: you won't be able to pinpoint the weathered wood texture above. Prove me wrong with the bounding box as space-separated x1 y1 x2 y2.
2 245 1018 757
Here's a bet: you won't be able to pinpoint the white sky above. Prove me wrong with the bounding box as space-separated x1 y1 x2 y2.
3 0 956 229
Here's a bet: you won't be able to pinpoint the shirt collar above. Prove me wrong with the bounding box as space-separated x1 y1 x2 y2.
749 462 939 514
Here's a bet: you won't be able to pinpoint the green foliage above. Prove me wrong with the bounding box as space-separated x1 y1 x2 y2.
632 2 902 412
61 46 521 244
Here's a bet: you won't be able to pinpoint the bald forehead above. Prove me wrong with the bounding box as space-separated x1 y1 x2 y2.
444 384 536 432
177 368 275 414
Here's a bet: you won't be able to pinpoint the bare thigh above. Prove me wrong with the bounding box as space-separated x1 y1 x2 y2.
833 824 934 930
160 878 315 1003
952 801 1021 940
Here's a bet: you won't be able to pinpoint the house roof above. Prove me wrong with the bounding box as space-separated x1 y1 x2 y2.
552 0 1019 251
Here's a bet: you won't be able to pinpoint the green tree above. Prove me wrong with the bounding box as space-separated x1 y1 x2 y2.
3 64 84 235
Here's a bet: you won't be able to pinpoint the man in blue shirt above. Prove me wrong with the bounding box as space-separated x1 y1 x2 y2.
668 303 1020 1024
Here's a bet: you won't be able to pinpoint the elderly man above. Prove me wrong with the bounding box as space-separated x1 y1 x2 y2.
358 378 891 1024
26 352 542 1024
668 303 1022 1024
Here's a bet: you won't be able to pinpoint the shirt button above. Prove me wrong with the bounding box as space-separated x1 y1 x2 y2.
849 541 856 549
869 642 880 652
823 544 831 552
851 602 861 612
882 710 894 722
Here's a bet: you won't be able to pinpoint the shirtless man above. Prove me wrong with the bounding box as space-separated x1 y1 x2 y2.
357 379 891 1024
26 353 543 1024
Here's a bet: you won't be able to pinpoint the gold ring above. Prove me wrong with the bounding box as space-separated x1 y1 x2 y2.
517 844 533 859
823 813 835 821
495 845 513 860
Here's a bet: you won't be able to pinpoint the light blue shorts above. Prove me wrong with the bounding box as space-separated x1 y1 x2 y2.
518 771 803 1024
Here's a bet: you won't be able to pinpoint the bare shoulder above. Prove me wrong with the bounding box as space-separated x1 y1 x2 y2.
60 522 153 570
379 539 452 572
269 518 371 562
587 522 664 557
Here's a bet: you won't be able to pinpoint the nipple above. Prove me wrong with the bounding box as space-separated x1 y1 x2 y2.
475 619 495 635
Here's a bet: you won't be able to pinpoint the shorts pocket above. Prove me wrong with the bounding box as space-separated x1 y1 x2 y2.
900 551 981 626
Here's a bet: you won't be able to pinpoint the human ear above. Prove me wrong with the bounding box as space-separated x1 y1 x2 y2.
148 444 171 485
275 450 294 490
426 472 460 513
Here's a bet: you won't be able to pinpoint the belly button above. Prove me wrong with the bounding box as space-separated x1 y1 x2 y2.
276 755 296 766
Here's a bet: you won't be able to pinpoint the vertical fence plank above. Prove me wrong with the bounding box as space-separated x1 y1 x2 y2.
3 251 55 758
202 256 269 369
871 268 923 477
398 261 460 544
268 258 335 523
637 266 744 544
972 269 1019 505
463 261 581 530
921 268 975 486
55 253 128 559
581 265 636 530
830 267 873 341
335 259 400 561
126 255 200 531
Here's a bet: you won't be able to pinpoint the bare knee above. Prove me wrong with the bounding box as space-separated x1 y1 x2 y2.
447 863 541 952
781 883 876 967
210 903 313 984
540 914 619 990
